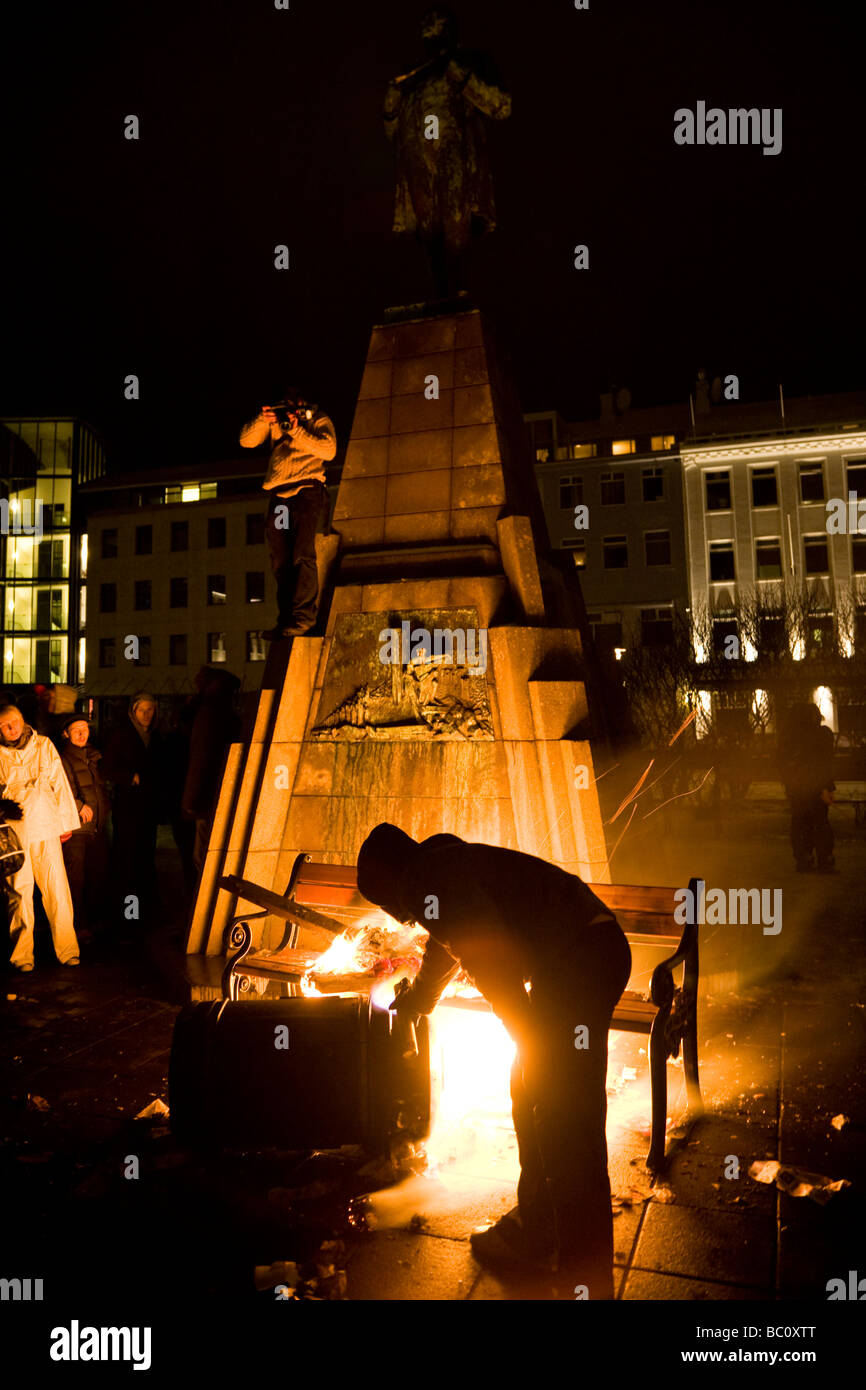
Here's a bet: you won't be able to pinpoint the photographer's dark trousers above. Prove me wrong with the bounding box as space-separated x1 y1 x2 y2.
789 794 834 868
265 483 328 632
509 916 631 1298
62 828 109 934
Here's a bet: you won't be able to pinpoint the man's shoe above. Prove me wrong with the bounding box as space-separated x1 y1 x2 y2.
470 1223 557 1274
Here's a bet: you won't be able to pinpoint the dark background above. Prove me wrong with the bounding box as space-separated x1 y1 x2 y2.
2 0 862 470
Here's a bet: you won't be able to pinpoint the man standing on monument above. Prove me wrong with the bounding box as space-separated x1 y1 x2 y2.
239 391 336 640
384 7 511 299
356 823 631 1299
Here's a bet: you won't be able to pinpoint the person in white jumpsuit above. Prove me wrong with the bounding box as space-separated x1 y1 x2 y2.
0 704 81 971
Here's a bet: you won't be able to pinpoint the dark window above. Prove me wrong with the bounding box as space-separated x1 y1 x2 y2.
101 528 118 560
803 534 829 576
134 636 151 667
847 461 866 500
712 619 739 657
247 631 267 662
246 512 265 546
559 476 583 509
709 541 735 582
170 634 188 665
591 621 624 660
856 608 866 652
134 580 151 611
208 517 226 548
170 577 188 608
99 637 116 668
603 535 628 569
852 535 866 574
759 616 786 658
751 467 778 508
207 575 226 605
642 466 665 502
645 530 671 566
799 462 824 503
99 582 117 613
641 608 674 646
600 472 625 506
705 471 731 511
170 521 189 552
246 571 265 604
135 525 152 555
37 539 66 578
755 537 783 580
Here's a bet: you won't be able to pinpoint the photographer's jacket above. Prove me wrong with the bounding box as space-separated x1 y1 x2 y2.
0 725 81 848
240 411 337 500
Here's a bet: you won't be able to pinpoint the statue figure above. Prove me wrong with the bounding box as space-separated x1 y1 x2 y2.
384 7 511 299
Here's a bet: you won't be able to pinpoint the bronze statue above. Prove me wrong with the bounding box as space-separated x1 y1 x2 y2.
384 7 511 299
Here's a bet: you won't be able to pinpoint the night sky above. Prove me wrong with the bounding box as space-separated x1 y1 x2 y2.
3 0 862 472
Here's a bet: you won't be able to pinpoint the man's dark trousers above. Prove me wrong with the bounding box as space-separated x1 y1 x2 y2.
265 483 328 632
509 916 631 1297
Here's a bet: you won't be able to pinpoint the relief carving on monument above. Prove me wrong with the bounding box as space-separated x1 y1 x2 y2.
311 611 494 742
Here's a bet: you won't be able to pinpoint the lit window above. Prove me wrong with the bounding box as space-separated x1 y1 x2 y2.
562 538 586 568
207 575 226 605
570 443 597 459
181 485 200 503
247 631 267 662
208 632 227 663
651 435 675 451
201 483 218 501
611 440 635 456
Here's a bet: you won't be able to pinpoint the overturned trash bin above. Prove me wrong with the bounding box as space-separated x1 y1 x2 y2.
169 996 431 1153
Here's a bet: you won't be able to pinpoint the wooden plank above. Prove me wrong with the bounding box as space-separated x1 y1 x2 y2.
219 875 345 936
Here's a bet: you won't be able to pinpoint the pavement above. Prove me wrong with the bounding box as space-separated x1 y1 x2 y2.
1 802 864 1308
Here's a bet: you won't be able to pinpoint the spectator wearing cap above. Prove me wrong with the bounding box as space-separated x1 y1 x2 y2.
0 703 81 971
101 693 165 924
58 715 111 942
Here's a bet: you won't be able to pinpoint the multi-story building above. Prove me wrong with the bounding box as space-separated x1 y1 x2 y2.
528 387 866 736
528 395 688 659
80 458 278 699
1 417 105 688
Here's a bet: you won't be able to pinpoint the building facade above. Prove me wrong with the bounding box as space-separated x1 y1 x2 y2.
1 417 105 689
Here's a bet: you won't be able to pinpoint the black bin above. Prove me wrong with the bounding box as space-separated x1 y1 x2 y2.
169 995 430 1152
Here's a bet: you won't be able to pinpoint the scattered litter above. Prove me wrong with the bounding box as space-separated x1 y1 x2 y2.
831 1115 849 1131
134 1098 169 1120
26 1094 50 1112
652 1184 676 1204
611 1188 649 1212
748 1160 851 1205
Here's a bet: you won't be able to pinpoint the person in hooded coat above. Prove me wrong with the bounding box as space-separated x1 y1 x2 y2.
356 823 631 1299
101 693 164 922
181 667 241 874
58 714 111 941
779 703 836 871
0 702 81 970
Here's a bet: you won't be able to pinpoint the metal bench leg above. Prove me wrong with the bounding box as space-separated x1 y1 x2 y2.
683 1014 704 1123
647 1013 668 1171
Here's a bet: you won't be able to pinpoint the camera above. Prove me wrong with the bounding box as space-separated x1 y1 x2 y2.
265 399 316 430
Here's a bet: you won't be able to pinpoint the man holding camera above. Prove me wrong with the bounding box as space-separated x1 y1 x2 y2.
239 392 337 639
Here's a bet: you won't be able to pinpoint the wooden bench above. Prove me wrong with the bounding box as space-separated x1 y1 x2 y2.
218 858 704 1170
